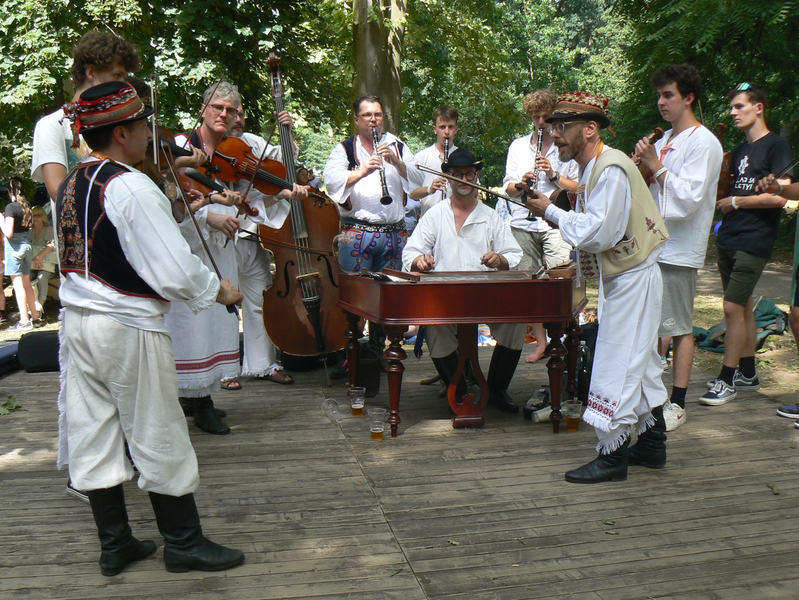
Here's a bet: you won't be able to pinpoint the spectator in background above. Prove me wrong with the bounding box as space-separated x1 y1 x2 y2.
30 205 57 313
2 177 40 330
0 227 6 324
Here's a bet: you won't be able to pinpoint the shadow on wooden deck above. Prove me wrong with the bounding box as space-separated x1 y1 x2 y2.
1 347 798 599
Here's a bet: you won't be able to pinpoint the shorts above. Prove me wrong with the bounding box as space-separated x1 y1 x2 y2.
716 246 769 306
657 263 697 337
3 232 33 276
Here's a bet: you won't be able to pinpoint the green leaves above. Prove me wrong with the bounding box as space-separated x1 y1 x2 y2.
0 396 21 415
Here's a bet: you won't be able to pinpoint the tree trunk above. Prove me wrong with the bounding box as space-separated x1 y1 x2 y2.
353 0 405 134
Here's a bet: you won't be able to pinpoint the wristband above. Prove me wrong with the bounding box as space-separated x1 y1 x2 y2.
653 166 668 179
731 196 738 210
427 184 434 195
777 182 784 195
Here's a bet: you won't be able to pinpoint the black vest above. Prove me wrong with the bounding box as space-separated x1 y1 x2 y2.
56 160 167 301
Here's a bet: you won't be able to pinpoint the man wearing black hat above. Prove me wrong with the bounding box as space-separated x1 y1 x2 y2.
402 148 527 413
525 92 670 484
56 81 246 575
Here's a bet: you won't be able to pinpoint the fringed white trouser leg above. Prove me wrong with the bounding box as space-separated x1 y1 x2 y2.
583 262 668 454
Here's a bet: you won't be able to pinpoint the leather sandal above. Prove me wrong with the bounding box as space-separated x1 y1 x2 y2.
220 378 242 391
264 371 294 385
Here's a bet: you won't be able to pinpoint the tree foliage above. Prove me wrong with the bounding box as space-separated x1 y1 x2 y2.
612 0 799 151
2 0 797 187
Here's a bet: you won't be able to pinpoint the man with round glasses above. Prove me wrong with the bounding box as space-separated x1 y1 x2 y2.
323 94 423 273
524 92 670 484
503 89 579 363
403 148 526 413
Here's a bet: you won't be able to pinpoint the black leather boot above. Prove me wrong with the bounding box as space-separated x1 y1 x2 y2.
193 396 230 435
565 438 630 483
486 345 522 413
87 485 157 576
431 352 468 398
149 492 245 573
179 397 226 418
628 405 667 468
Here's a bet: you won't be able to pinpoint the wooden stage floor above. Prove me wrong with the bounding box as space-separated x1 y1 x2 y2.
2 348 799 600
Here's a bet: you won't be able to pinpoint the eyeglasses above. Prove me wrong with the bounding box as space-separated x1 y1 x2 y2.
451 170 478 181
207 103 236 116
546 120 584 135
357 112 384 120
735 82 752 91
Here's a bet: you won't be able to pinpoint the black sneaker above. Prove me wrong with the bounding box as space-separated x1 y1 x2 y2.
733 370 760 391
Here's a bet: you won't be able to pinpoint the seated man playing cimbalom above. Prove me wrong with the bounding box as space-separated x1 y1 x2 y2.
402 148 527 413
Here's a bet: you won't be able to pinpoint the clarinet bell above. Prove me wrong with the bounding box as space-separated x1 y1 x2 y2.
380 194 393 205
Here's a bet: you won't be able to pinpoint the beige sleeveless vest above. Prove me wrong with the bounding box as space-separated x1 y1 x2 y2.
578 148 669 278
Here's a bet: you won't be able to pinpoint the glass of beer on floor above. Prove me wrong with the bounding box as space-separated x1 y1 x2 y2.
368 407 386 440
349 386 366 416
564 399 582 432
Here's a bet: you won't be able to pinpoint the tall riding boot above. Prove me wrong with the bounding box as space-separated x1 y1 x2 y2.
628 405 667 468
149 492 245 573
179 397 226 418
193 395 230 435
431 351 468 398
486 345 522 413
87 485 157 576
565 438 630 483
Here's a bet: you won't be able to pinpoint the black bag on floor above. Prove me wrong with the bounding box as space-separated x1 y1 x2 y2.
18 330 60 373
0 342 19 376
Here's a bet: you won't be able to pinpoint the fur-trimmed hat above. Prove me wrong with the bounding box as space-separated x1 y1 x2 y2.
62 81 153 145
546 91 611 129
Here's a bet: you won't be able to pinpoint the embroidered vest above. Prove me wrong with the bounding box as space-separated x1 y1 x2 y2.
579 149 669 279
56 159 167 301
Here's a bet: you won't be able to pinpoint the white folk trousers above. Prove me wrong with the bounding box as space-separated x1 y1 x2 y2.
583 262 668 453
64 308 199 495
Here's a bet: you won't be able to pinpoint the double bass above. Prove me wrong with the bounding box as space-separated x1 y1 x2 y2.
259 53 350 357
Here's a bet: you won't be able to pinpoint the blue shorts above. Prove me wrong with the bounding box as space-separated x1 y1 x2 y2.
4 232 33 276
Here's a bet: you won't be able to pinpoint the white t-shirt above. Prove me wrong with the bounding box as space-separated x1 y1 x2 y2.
31 108 91 187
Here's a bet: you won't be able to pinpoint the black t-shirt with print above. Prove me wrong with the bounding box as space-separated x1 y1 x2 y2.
716 132 793 258
4 201 29 234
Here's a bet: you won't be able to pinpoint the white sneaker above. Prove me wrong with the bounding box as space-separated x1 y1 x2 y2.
700 380 737 406
662 401 686 431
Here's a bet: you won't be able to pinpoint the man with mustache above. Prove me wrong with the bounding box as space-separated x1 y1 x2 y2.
402 148 526 413
525 92 669 483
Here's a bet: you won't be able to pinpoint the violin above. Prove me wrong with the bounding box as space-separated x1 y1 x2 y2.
715 123 734 200
209 135 331 205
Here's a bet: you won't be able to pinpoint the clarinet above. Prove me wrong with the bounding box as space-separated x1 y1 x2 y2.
440 137 450 202
524 128 545 221
372 126 393 205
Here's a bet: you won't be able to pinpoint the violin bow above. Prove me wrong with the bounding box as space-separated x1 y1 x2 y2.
240 121 278 206
162 147 240 319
